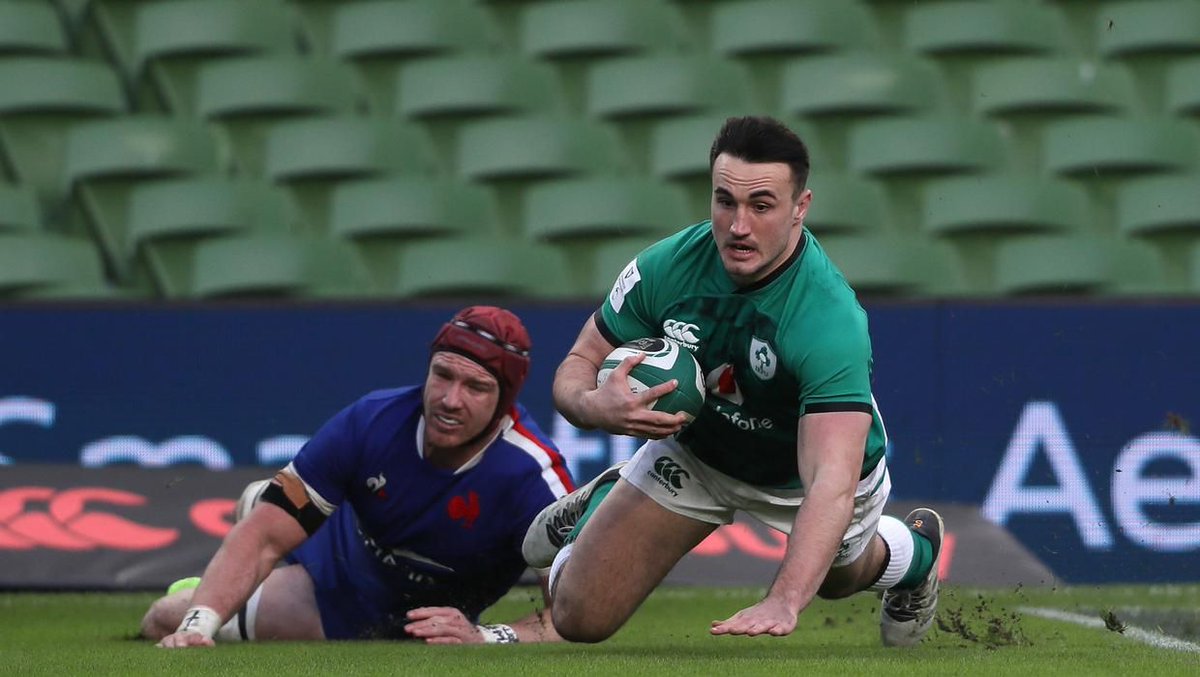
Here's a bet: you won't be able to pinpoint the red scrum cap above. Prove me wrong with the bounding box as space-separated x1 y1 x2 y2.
430 305 532 427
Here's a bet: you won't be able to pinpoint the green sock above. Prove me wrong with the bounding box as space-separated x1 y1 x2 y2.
166 576 201 595
562 479 617 545
895 530 934 590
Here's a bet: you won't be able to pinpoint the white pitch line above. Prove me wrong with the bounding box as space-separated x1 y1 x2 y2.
1019 606 1200 654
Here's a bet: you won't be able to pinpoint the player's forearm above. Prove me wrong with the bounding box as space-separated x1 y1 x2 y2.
504 607 562 643
553 354 601 430
765 483 854 615
190 522 287 620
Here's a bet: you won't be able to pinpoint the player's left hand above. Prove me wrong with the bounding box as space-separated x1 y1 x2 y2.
404 607 485 644
710 597 798 637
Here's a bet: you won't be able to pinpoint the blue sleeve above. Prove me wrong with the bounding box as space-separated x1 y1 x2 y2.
290 401 361 508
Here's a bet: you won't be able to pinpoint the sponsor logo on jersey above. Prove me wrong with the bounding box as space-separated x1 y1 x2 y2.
447 490 481 529
608 258 641 313
705 363 743 405
749 337 777 380
662 319 701 350
647 456 690 497
366 473 388 499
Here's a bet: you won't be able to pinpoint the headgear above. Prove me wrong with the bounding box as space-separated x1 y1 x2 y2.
429 306 532 431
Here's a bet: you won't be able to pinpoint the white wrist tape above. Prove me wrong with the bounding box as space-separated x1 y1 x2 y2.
477 623 519 644
176 605 222 640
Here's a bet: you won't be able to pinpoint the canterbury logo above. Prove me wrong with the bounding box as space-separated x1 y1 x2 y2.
652 456 690 490
0 487 179 550
662 319 700 348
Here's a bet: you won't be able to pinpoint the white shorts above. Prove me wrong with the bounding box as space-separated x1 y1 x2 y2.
621 437 891 567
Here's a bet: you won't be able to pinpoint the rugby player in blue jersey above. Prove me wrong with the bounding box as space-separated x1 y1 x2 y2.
143 306 574 647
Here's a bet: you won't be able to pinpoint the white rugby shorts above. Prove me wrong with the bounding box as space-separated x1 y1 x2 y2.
621 436 890 567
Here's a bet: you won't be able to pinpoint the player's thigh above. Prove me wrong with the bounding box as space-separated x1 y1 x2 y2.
555 479 716 633
252 563 325 641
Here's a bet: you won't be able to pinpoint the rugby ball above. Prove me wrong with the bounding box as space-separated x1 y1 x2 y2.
597 338 706 421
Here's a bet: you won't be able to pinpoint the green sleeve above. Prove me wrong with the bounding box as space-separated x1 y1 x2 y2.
789 305 875 414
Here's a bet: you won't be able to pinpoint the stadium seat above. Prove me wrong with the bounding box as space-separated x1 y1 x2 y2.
817 234 964 297
1166 57 1200 116
712 0 877 58
389 237 577 299
780 53 948 119
1041 117 1198 177
0 182 40 232
583 235 658 297
1117 175 1200 238
126 178 303 297
62 116 231 280
195 56 366 175
263 117 440 229
905 1 1069 57
971 58 1138 118
129 0 300 112
992 235 1113 295
921 175 1090 237
331 176 496 242
804 174 891 235
455 116 630 181
847 116 1004 177
331 0 502 110
522 176 689 242
187 234 373 299
518 0 690 61
0 233 110 298
396 54 566 121
1096 0 1200 57
0 0 70 55
0 58 125 205
585 55 754 121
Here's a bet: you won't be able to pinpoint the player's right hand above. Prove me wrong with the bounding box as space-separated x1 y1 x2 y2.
586 353 689 439
156 631 215 649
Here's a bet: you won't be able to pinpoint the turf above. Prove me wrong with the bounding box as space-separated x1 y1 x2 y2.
4 585 1199 676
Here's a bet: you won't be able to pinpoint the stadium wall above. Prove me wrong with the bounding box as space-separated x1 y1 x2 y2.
1 302 1198 585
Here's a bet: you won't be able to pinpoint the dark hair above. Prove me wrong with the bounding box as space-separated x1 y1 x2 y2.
709 116 811 195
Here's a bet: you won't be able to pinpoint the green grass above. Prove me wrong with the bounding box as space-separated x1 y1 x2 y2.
4 585 1199 675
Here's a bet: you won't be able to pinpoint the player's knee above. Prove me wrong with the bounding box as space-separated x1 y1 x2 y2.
551 595 617 643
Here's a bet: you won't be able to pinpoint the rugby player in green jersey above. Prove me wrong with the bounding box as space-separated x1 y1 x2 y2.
523 116 943 647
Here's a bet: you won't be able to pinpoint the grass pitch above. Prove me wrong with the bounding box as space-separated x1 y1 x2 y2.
3 584 1198 676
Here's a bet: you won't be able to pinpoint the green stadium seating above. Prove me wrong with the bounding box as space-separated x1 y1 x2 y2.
0 182 40 232
582 235 656 296
712 0 877 58
848 116 1004 177
331 0 502 110
0 58 125 205
905 1 1069 57
1041 117 1198 177
188 234 373 299
585 55 754 120
396 54 566 120
921 175 1090 237
992 235 1109 295
0 233 110 298
804 173 891 235
263 117 440 229
780 53 948 119
389 237 576 299
330 176 497 241
522 176 689 242
0 0 70 55
62 116 231 280
130 0 300 112
195 56 366 174
1117 174 1200 238
817 233 965 297
455 116 630 181
519 0 690 61
126 177 302 297
1166 57 1200 116
971 57 1139 118
1096 0 1200 57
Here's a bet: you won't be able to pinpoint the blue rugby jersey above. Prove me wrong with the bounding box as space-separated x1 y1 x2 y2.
284 386 573 637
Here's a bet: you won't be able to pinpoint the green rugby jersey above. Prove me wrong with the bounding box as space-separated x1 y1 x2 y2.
597 221 887 489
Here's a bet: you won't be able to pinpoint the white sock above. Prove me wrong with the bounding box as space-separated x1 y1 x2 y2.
870 515 914 591
214 585 262 642
547 542 575 596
